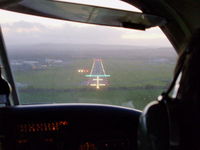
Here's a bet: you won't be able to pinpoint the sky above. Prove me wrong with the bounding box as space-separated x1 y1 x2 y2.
0 0 172 47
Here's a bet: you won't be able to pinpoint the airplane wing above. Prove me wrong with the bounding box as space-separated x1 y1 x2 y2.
0 0 166 30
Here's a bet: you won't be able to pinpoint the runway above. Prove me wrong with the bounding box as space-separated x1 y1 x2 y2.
86 59 110 89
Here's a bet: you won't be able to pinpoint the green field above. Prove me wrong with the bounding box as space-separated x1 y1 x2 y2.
14 57 175 110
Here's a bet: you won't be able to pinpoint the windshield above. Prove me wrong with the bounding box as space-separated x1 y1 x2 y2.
0 8 176 110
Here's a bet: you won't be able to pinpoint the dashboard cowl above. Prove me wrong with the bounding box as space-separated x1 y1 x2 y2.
0 104 141 150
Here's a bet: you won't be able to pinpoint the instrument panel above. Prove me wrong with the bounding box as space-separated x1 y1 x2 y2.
0 104 141 150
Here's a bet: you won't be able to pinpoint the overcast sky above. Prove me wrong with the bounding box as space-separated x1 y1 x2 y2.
0 0 172 47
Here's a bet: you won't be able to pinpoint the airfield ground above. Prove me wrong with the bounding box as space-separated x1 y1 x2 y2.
10 45 176 110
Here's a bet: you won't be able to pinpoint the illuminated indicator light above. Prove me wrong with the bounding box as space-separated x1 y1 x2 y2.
93 78 103 81
85 75 110 77
59 121 69 126
78 69 89 73
52 127 56 131
89 76 106 89
90 84 106 88
18 121 69 132
79 142 96 150
63 121 69 125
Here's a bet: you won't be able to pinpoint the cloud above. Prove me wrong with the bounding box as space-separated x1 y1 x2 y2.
2 21 45 33
1 21 123 44
121 31 165 40
1 19 172 47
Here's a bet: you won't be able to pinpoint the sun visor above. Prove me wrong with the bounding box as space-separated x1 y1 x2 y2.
0 0 166 30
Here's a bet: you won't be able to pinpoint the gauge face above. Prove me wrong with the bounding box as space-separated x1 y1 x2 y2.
79 142 96 150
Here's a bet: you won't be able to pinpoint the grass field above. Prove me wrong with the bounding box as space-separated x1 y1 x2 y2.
13 55 175 110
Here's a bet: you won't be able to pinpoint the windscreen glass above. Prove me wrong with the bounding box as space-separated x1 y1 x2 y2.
0 8 176 110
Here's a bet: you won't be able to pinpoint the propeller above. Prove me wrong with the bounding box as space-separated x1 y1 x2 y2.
0 0 166 30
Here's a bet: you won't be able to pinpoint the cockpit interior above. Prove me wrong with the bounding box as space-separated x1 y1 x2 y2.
0 0 200 150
